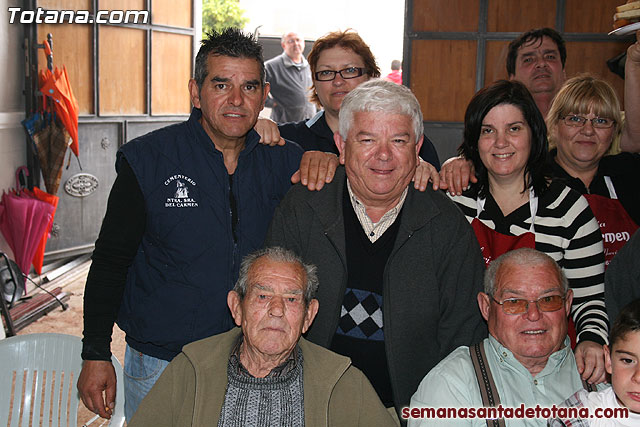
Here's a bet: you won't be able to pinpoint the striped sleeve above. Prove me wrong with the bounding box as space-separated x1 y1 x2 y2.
532 185 608 345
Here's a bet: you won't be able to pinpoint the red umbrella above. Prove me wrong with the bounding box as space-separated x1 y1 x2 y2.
0 167 55 284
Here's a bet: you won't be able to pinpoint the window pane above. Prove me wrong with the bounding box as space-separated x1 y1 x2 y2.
99 26 146 115
152 31 192 115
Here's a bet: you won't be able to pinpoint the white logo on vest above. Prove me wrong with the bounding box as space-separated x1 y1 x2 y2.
164 174 198 208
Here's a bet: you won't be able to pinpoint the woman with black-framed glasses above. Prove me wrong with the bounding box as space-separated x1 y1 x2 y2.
254 29 441 171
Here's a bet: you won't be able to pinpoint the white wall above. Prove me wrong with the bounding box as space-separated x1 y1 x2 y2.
239 0 406 78
0 0 27 257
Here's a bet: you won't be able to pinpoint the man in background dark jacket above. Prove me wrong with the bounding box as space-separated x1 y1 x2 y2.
265 32 316 123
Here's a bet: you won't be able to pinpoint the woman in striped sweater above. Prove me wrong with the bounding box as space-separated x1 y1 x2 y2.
450 79 608 384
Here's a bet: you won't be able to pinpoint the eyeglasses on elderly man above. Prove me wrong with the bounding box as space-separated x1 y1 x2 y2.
490 294 566 315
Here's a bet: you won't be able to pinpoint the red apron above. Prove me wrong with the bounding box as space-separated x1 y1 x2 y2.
471 189 537 268
584 176 639 268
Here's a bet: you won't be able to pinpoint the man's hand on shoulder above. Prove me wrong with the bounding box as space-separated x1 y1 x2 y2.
291 151 339 191
255 117 285 146
77 360 117 419
412 158 441 191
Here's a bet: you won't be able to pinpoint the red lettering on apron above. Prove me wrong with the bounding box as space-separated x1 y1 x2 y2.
583 176 638 268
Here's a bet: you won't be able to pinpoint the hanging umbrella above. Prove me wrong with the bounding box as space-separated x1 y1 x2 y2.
39 40 79 158
40 67 79 158
32 115 70 195
60 66 79 155
0 167 55 282
23 185 58 275
21 112 43 143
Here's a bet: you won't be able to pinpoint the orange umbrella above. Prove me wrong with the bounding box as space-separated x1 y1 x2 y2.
39 67 79 157
39 39 79 158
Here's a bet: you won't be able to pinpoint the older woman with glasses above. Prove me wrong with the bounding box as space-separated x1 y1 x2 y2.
256 30 441 178
547 75 640 267
449 79 608 385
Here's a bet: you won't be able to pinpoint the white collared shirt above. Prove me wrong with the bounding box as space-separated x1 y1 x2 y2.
346 180 407 243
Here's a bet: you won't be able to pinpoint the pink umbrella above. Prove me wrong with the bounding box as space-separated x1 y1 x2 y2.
23 186 58 275
0 167 55 285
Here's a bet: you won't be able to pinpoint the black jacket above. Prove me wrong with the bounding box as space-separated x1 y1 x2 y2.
265 167 487 410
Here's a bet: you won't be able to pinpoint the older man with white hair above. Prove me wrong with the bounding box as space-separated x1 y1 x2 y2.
129 247 393 426
266 79 486 419
408 248 594 426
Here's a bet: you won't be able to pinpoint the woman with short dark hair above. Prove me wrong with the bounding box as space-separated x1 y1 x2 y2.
451 79 608 384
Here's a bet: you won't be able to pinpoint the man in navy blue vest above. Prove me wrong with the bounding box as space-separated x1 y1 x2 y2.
77 28 320 421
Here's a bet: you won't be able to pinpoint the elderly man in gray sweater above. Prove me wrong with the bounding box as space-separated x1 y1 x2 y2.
129 247 394 426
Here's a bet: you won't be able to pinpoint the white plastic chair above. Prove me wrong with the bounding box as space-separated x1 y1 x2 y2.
0 333 125 427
